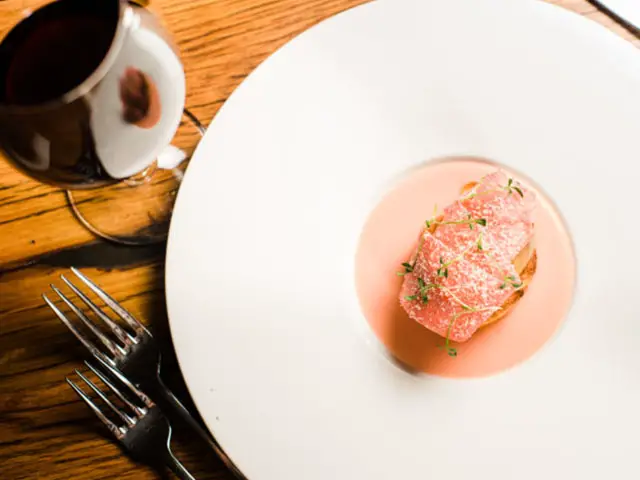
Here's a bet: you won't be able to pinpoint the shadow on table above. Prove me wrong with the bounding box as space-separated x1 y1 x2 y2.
0 240 234 479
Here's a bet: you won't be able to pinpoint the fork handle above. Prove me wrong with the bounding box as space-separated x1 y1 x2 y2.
165 448 197 480
155 376 245 478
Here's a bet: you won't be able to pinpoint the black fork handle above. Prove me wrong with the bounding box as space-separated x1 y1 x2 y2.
165 447 197 480
154 375 245 479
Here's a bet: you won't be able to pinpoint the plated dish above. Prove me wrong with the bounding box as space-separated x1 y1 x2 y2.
354 158 574 378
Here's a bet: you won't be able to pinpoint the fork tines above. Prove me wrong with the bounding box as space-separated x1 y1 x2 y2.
43 267 149 366
66 357 154 440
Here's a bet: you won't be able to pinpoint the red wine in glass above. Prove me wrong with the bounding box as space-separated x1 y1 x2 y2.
0 0 121 186
0 0 200 244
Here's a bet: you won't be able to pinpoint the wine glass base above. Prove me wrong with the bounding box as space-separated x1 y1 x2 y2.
66 108 205 246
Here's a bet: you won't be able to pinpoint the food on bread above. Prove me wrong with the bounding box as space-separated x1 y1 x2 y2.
398 170 537 355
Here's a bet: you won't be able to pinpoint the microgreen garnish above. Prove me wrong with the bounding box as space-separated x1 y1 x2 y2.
463 176 526 201
424 205 440 229
436 256 449 278
440 306 501 357
432 217 487 229
438 344 459 357
440 311 463 357
417 278 430 303
396 262 415 276
499 275 523 290
436 234 485 279
504 178 525 198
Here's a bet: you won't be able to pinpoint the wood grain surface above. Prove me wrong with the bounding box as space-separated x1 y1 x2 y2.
0 0 637 478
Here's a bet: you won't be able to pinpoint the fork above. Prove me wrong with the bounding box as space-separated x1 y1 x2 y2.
67 356 195 480
43 268 243 478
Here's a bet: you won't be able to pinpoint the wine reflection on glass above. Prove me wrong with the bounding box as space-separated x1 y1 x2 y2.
120 66 162 129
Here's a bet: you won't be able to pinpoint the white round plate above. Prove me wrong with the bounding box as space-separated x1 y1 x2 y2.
166 0 640 478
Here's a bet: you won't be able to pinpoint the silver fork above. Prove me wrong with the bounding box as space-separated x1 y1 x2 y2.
67 356 195 480
43 268 243 478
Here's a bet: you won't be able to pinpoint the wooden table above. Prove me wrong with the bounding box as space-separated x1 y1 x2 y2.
0 0 637 478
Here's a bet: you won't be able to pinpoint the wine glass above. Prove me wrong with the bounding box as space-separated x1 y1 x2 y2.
0 0 204 244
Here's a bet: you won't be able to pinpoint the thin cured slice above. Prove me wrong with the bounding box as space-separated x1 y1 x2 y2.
399 170 536 346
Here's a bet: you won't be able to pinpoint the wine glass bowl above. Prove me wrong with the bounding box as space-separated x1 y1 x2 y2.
0 0 202 244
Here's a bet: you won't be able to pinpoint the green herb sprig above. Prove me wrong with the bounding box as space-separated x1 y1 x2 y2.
462 177 525 201
426 216 487 230
396 262 414 276
499 275 523 290
437 231 485 278
504 178 524 197
439 306 502 357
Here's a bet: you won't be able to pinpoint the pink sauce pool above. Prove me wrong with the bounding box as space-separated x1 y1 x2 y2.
354 158 576 378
